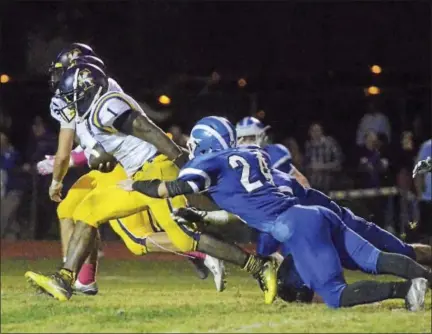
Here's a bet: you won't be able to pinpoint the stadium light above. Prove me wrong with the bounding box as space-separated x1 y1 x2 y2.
0 74 10 84
370 65 382 74
237 78 247 88
367 86 380 95
158 95 171 105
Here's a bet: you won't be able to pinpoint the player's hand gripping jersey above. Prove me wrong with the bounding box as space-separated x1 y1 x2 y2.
178 146 299 233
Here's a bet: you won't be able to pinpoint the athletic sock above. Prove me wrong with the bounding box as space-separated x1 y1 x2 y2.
377 252 432 284
340 280 412 307
77 263 96 285
185 251 206 260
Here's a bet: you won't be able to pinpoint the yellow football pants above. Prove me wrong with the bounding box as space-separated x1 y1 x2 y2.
72 155 198 253
57 164 156 255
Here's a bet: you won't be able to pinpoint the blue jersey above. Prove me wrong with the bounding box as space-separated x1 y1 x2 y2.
264 144 293 175
178 147 299 233
271 168 343 217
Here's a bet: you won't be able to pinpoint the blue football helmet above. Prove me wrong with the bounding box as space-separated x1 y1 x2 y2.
56 63 108 120
236 116 270 147
187 116 237 159
49 43 98 92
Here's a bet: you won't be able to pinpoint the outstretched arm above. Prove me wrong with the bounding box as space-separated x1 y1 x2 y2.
130 179 195 198
171 207 242 226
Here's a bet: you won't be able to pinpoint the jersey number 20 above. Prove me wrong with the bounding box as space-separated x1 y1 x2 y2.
229 153 273 192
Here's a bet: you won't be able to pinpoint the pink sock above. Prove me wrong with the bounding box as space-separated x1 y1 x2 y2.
185 251 206 260
77 263 96 285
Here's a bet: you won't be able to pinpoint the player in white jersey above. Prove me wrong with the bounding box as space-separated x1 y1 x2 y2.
43 50 222 293
26 63 278 302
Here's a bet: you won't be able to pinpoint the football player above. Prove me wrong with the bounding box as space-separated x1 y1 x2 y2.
173 167 432 302
45 43 220 293
25 64 277 302
123 116 431 311
236 116 310 187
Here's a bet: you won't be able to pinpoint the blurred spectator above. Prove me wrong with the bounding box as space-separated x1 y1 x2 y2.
282 137 304 170
0 110 13 137
25 116 57 165
25 116 57 239
0 132 25 240
304 122 342 190
392 131 417 183
357 130 390 188
414 138 432 239
168 124 189 148
356 101 391 146
385 167 419 238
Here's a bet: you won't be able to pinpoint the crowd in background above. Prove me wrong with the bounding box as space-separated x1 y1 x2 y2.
1 2 431 245
2 94 429 244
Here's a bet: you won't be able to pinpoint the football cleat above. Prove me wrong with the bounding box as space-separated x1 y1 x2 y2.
73 280 99 296
254 259 278 305
25 270 73 301
405 278 428 311
204 255 226 292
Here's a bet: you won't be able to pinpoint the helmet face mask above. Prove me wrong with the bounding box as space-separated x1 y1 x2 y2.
236 117 270 148
56 65 108 122
237 133 268 147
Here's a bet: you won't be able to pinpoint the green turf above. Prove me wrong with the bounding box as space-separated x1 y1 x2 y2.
1 259 431 333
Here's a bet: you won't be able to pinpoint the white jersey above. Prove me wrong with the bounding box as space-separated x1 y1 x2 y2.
50 77 123 130
85 91 157 176
49 77 124 160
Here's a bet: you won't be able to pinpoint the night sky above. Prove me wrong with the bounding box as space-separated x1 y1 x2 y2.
1 1 431 151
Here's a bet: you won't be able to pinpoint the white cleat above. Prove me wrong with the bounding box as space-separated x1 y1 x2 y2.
405 278 428 312
204 255 226 292
73 280 99 296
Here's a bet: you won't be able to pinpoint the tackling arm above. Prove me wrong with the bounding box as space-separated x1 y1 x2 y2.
131 179 194 198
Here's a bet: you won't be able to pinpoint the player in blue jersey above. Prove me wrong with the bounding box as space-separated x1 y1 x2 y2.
236 116 431 265
119 116 431 311
236 117 310 258
173 167 432 302
236 116 309 186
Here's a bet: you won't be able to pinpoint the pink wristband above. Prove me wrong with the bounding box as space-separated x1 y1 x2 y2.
70 151 88 167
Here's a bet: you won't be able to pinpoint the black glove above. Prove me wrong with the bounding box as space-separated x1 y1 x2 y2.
171 207 207 225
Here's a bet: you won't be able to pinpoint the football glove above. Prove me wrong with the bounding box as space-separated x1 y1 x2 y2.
412 156 432 178
171 207 208 225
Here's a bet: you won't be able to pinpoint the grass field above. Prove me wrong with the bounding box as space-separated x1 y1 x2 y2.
1 258 431 333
